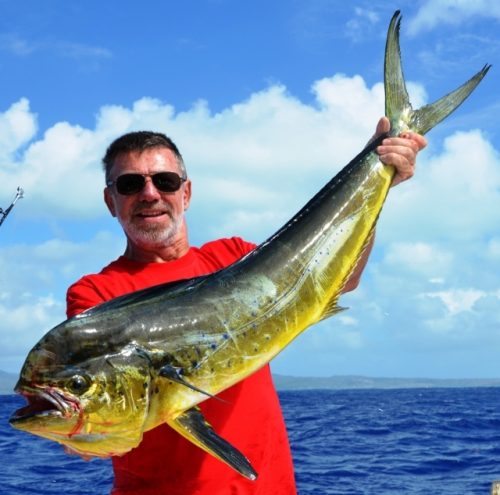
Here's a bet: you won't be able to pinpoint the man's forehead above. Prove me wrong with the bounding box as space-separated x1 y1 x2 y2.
112 147 179 172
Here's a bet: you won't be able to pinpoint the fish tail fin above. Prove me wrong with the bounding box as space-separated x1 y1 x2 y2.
384 10 491 136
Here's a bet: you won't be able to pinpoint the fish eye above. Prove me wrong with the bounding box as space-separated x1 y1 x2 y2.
67 374 91 395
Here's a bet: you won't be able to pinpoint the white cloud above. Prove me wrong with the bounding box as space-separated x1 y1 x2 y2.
206 209 285 242
309 321 365 351
0 73 437 239
378 129 500 246
383 242 453 278
354 7 379 25
0 294 64 372
408 0 500 35
422 288 485 316
0 34 38 56
0 99 37 159
487 238 500 259
0 33 112 60
0 230 124 372
0 230 123 305
338 314 358 326
345 7 381 42
416 286 498 338
58 42 112 60
0 75 387 228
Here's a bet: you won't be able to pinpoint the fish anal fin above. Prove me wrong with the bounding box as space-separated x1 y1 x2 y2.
168 407 258 481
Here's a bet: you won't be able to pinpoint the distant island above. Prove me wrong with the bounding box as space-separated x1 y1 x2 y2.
2 369 500 395
272 374 500 390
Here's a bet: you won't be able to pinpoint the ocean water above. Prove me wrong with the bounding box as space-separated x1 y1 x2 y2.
1 387 500 494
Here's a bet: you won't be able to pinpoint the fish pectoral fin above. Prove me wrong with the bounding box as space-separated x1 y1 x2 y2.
159 364 220 400
168 407 258 481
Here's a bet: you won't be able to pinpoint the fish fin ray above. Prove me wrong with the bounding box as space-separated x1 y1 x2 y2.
318 302 348 322
168 407 257 480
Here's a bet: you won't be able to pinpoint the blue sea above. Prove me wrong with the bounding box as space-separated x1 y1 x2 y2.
2 388 500 494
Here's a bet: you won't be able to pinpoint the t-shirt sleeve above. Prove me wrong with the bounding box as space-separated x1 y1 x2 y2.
66 277 105 318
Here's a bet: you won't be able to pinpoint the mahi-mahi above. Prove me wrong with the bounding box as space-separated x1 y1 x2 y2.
10 11 490 480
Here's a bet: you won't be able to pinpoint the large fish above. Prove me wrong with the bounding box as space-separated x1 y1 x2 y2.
10 11 489 480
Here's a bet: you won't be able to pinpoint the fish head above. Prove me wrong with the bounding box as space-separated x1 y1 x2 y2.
10 328 153 458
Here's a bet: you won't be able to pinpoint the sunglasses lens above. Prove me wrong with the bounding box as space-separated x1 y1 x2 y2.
112 172 184 195
115 174 145 195
153 172 182 192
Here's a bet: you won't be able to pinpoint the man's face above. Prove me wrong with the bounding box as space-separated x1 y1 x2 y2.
104 147 191 251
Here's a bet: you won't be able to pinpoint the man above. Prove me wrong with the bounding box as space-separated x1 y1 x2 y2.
66 119 426 494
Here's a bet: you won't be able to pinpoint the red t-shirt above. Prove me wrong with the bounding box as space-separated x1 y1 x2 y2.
66 237 296 495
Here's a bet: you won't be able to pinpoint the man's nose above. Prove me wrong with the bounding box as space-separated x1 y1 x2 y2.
138 176 161 200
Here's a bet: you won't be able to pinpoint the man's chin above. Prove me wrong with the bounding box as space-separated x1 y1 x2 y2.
124 225 180 249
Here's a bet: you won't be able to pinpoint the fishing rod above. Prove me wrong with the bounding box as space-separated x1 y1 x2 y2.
0 187 24 227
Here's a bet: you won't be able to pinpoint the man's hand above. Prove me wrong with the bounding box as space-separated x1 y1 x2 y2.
374 116 428 187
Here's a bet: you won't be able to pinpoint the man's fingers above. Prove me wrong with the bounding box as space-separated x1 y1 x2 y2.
374 116 390 138
378 151 415 179
377 142 418 164
399 131 428 151
377 137 421 187
371 119 427 188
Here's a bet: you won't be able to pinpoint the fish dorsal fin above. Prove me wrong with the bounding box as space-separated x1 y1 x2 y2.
77 274 211 318
168 407 257 480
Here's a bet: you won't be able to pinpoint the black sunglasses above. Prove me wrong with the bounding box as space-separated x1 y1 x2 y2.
106 172 187 196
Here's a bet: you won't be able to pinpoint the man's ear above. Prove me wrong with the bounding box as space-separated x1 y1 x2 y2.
183 179 192 212
104 188 117 217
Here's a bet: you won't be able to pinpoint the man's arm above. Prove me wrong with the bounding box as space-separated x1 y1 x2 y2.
342 117 427 293
342 234 375 293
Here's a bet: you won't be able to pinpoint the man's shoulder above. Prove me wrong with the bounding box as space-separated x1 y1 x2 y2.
66 257 129 301
70 257 127 286
66 257 141 317
197 236 256 267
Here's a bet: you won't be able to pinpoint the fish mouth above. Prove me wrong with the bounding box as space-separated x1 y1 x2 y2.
10 387 77 424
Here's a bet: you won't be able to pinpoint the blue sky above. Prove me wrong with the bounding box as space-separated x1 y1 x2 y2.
0 0 499 378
